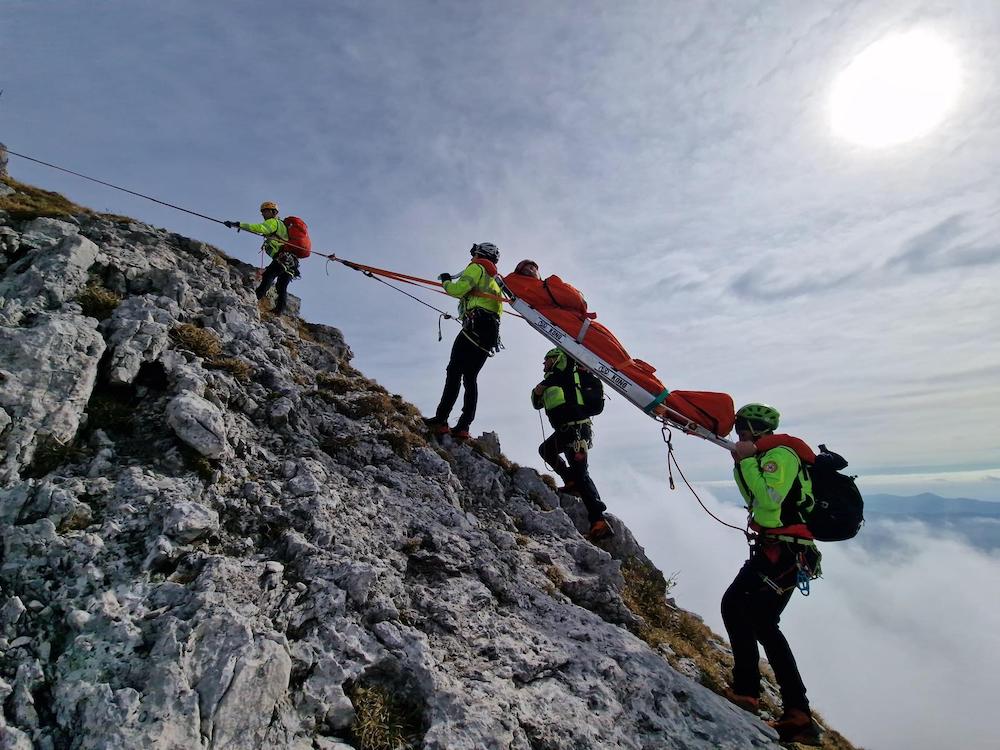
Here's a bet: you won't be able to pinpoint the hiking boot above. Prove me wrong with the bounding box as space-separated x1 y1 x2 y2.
451 428 471 441
587 518 615 541
768 709 821 745
722 688 760 715
422 417 451 436
557 480 581 496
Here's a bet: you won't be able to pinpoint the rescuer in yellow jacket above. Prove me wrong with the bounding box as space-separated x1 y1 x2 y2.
225 201 296 315
531 348 612 541
423 242 502 440
721 403 822 746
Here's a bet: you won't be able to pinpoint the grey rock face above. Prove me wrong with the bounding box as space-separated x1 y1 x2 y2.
102 294 179 384
0 313 105 483
166 391 230 459
0 206 797 750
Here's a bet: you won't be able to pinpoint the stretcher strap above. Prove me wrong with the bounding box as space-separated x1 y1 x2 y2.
643 389 671 413
575 317 592 343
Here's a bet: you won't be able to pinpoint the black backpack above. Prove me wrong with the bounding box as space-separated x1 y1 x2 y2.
803 445 865 541
576 366 605 417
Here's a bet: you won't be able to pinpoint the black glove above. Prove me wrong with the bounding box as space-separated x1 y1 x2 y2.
438 272 452 282
223 221 239 229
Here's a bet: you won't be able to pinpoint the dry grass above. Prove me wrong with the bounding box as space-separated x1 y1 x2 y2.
539 474 558 492
205 356 254 381
620 560 732 693
77 284 122 321
316 371 353 394
543 564 567 595
341 392 394 420
0 176 88 219
347 684 423 750
379 428 428 460
169 324 222 358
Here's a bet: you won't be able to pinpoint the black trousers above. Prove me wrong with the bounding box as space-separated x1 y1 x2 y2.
538 423 606 523
256 257 294 313
434 311 499 430
721 541 819 713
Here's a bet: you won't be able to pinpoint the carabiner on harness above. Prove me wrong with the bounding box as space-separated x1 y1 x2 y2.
661 425 676 490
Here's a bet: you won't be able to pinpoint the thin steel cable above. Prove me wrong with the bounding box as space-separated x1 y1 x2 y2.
6 149 225 224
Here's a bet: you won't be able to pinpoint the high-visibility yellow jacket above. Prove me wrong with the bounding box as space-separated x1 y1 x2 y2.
734 446 814 529
443 262 502 317
240 217 288 256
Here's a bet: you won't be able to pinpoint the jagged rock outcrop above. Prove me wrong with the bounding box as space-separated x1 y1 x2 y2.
0 186 848 749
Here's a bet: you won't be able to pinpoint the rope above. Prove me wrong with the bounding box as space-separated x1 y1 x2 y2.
5 149 226 225
358 270 456 324
661 425 748 537
6 147 527 321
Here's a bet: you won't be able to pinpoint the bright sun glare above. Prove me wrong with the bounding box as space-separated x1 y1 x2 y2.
831 30 961 148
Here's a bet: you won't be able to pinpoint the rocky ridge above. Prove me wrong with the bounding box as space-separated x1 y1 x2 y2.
0 183 854 749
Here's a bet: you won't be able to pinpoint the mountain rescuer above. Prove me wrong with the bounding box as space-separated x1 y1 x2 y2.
224 201 296 315
423 243 503 440
531 348 613 541
721 403 822 746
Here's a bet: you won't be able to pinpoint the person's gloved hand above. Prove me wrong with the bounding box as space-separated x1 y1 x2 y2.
223 221 240 229
731 440 757 462
438 272 452 282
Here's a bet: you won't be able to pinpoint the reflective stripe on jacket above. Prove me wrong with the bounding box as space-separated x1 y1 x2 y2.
531 353 588 428
240 217 288 256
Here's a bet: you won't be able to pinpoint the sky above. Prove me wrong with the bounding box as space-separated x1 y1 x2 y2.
3 2 1000 747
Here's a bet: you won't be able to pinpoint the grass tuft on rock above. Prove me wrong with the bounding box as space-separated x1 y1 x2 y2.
0 176 88 219
347 684 423 750
169 324 222 358
205 356 253 381
77 284 122 321
620 560 731 691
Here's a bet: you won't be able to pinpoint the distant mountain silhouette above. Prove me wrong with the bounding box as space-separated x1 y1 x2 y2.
861 493 1000 552
865 492 1000 517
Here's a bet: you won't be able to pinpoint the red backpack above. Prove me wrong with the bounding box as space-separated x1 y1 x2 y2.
282 216 312 258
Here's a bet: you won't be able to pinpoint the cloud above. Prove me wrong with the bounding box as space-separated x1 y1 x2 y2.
606 470 1000 750
727 266 863 301
886 214 1000 274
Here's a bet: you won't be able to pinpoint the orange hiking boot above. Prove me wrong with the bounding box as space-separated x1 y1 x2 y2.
451 428 471 441
587 518 615 541
422 417 451 437
722 688 760 715
768 709 821 745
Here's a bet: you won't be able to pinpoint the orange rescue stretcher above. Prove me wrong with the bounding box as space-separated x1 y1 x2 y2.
501 273 737 449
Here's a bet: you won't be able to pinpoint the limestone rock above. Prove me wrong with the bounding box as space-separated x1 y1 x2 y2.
166 391 229 459
0 312 105 482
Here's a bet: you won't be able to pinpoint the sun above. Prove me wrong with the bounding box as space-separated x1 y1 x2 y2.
830 30 961 148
